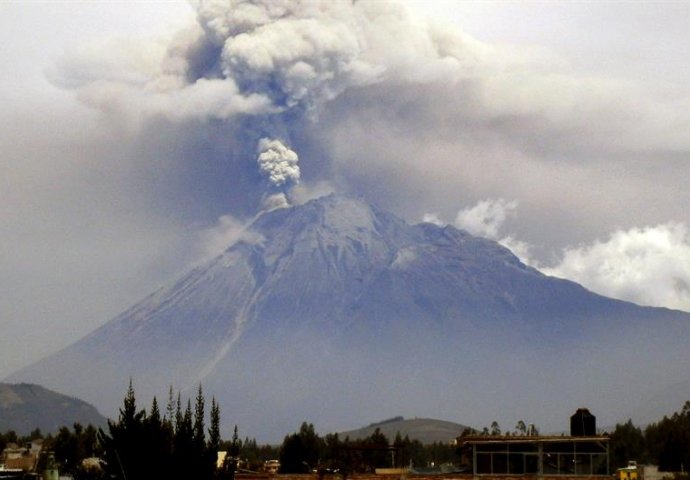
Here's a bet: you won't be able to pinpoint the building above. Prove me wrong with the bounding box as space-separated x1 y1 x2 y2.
458 434 610 476
1 442 40 474
263 460 280 474
457 410 609 477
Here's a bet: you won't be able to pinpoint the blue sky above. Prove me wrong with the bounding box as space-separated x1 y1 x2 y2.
2 0 690 379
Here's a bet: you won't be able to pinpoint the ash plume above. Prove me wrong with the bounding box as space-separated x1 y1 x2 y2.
256 138 300 188
256 138 300 210
36 0 690 315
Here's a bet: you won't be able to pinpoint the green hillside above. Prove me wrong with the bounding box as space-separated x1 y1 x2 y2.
339 417 469 445
0 383 106 434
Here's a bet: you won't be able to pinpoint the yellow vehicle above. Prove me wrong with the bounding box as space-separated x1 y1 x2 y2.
617 461 640 480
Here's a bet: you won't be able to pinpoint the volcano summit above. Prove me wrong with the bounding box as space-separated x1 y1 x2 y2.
9 194 690 440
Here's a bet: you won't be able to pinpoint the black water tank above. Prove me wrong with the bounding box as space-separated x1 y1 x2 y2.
570 408 596 436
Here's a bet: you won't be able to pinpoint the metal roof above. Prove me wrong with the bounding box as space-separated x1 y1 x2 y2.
458 435 609 446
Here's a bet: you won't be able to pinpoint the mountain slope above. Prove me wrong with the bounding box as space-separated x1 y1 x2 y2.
8 194 690 441
0 383 106 434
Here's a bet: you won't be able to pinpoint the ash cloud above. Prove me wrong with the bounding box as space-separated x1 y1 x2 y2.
5 0 690 435
256 137 300 210
256 138 300 188
29 0 690 316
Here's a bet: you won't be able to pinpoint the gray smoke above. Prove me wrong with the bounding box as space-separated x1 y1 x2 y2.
50 0 483 122
256 138 300 187
40 0 690 312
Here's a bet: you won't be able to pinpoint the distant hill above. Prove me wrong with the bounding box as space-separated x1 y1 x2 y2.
0 383 106 434
339 417 469 445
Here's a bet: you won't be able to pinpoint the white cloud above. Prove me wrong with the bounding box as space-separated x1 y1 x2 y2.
421 212 444 226
423 199 536 265
443 200 690 313
543 223 690 312
498 235 535 266
454 198 518 239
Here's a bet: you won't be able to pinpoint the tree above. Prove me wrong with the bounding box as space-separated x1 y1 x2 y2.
208 397 221 454
194 385 206 452
646 405 690 472
219 426 240 480
145 396 173 480
279 422 323 473
46 423 103 480
610 420 646 469
392 433 425 468
191 385 215 480
98 382 217 480
3 430 18 445
424 440 456 467
362 428 390 470
515 421 527 436
98 380 147 480
490 421 501 436
53 425 79 473
165 386 176 431
171 399 195 479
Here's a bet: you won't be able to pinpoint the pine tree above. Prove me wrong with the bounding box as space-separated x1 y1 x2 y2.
165 386 176 429
97 384 221 480
150 397 161 424
121 379 141 427
144 396 169 480
194 385 206 451
98 379 147 480
208 397 221 453
221 426 240 480
175 392 183 434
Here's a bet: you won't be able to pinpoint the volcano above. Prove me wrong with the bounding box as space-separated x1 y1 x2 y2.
9 194 690 441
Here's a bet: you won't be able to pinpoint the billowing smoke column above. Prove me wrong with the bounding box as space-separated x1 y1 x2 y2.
50 0 470 124
256 138 300 210
50 0 483 215
256 138 300 187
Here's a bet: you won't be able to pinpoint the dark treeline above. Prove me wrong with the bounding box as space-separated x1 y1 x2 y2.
610 401 690 472
0 382 232 480
276 422 457 474
96 381 229 480
9 388 690 478
1 391 456 478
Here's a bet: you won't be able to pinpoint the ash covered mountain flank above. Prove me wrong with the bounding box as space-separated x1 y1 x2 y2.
9 194 690 441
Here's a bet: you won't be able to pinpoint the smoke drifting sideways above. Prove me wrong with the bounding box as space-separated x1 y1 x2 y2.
44 0 690 313
47 0 489 217
256 138 300 210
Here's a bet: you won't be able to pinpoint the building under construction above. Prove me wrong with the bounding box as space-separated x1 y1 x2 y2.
457 409 609 477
